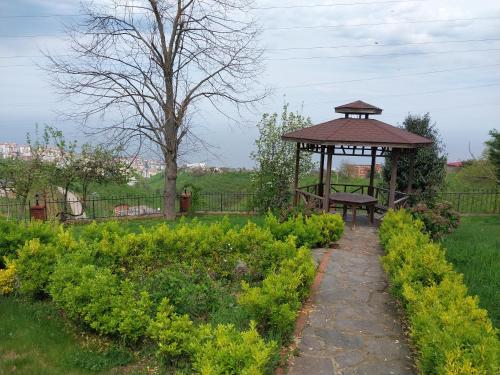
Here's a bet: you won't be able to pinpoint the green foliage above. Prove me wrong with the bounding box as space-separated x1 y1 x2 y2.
0 219 60 267
379 210 499 374
49 264 152 341
192 321 277 375
265 212 344 247
238 247 315 339
485 128 500 181
411 201 460 240
251 105 315 213
148 298 201 363
143 266 224 319
382 113 447 203
149 297 276 374
149 299 277 374
3 213 335 371
15 239 61 296
0 259 16 295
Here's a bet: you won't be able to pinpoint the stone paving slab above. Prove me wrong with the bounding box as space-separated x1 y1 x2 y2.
288 225 414 375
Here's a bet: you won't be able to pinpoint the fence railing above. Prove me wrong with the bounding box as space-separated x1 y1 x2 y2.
1 188 498 221
0 192 257 221
438 190 499 214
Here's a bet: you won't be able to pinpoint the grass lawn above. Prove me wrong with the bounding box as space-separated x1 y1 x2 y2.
442 215 500 328
0 298 141 375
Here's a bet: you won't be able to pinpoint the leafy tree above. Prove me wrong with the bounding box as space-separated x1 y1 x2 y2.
485 129 500 182
383 113 446 202
0 128 51 215
46 127 130 220
251 105 315 212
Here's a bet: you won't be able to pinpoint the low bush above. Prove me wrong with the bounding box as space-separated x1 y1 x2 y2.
0 219 60 267
411 201 460 240
0 258 16 295
2 212 342 372
238 247 315 339
264 212 344 247
149 298 276 374
192 321 277 375
380 209 499 374
50 264 152 342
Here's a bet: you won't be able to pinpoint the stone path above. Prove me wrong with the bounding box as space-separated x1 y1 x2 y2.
288 225 414 375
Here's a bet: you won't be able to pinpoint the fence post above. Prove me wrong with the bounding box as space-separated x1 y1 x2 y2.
457 193 462 212
92 197 96 219
495 190 499 214
220 192 223 212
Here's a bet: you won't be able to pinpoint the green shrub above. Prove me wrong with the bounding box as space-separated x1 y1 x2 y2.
149 298 276 374
379 209 499 374
0 219 60 267
50 264 152 341
0 258 16 295
143 266 223 319
238 247 315 339
411 201 460 240
193 321 277 375
148 298 201 364
15 239 60 296
265 212 344 247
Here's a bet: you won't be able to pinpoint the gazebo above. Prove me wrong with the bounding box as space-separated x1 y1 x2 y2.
282 100 433 218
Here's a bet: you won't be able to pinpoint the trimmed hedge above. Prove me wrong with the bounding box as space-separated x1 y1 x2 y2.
379 210 499 374
0 213 344 373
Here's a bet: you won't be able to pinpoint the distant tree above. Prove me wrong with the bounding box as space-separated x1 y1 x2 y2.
383 113 446 202
485 129 500 182
457 159 497 187
338 160 356 179
0 128 51 214
251 105 315 212
46 127 129 220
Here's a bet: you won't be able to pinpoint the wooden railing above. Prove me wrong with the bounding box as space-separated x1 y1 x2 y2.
295 189 323 209
296 183 411 212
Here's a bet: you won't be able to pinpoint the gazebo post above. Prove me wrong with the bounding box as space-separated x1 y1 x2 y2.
318 146 325 197
406 150 416 194
368 146 377 196
323 146 333 212
388 148 401 209
293 142 300 206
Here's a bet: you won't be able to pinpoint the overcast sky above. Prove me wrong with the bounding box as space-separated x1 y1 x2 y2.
0 0 499 167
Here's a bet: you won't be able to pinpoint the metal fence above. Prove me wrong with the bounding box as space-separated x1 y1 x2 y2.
1 189 498 222
0 192 257 221
439 190 499 214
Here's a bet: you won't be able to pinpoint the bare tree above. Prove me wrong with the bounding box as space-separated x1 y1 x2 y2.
45 0 265 219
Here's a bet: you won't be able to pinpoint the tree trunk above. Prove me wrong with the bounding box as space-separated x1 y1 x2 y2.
163 152 177 220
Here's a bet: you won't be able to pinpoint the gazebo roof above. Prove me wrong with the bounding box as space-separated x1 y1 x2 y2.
335 100 382 115
282 102 433 148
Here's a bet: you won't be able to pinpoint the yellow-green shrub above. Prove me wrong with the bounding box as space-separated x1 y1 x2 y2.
238 246 315 338
0 219 60 267
265 212 344 247
149 299 277 374
0 259 16 295
193 321 276 375
379 209 499 374
49 264 152 341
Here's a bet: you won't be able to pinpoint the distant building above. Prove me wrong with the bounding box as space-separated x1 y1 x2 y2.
346 164 383 178
447 161 464 173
